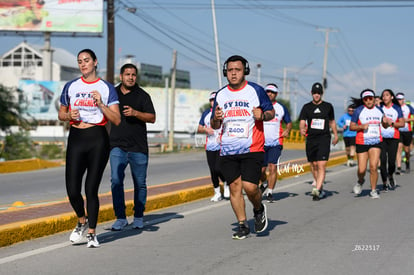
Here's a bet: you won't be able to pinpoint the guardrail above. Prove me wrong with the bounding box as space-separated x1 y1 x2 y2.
285 129 306 143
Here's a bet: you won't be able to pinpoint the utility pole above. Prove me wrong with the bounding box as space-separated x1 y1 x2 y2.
211 0 222 88
106 0 115 83
164 77 169 139
317 28 337 91
257 63 261 85
168 50 177 152
282 67 287 100
42 32 53 81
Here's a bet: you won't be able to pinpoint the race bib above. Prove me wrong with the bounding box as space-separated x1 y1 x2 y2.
367 124 380 137
345 119 351 126
227 122 249 138
310 118 325 130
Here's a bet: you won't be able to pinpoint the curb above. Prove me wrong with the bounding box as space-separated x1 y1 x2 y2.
0 153 346 247
0 158 62 174
0 185 213 247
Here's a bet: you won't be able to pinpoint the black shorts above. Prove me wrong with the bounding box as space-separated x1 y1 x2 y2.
343 137 356 147
220 152 264 185
306 136 331 162
399 131 413 146
356 143 382 153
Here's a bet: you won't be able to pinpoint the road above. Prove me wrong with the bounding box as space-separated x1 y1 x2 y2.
0 149 306 208
0 163 413 274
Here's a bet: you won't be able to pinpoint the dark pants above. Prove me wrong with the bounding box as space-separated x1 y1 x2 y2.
380 138 399 182
65 126 109 229
206 150 225 188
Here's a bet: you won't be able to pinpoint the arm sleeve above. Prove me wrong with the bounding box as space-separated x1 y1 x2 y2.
282 104 292 124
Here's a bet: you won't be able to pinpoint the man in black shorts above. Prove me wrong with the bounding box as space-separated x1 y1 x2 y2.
211 55 275 239
299 82 338 201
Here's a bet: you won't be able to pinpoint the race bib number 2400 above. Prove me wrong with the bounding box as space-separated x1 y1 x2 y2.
227 122 249 138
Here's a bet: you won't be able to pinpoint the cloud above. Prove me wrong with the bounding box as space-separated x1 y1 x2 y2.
374 63 398 75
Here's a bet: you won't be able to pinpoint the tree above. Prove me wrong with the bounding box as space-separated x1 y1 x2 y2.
0 84 35 159
0 84 31 133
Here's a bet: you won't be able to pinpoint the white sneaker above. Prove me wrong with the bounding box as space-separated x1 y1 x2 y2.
370 190 380 199
311 188 320 201
86 233 100 248
132 217 144 229
210 192 222 202
111 219 128 231
223 183 230 199
69 220 88 243
353 183 362 195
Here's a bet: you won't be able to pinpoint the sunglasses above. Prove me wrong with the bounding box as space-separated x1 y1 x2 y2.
363 96 374 101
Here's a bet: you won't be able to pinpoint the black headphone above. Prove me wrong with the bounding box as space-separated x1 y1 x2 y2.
223 55 250 77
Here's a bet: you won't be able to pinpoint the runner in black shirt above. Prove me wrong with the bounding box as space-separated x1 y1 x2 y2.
299 82 338 201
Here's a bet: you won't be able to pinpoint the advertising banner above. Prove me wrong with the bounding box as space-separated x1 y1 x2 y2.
0 0 103 33
18 79 64 120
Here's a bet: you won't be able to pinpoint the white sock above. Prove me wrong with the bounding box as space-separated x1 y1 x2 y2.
214 187 221 194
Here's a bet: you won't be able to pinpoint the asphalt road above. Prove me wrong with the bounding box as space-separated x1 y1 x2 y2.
1 163 413 274
0 149 306 208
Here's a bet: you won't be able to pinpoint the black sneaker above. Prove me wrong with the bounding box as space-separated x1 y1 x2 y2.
266 193 274 203
396 167 401 175
253 204 268 233
259 181 268 194
382 183 389 192
232 222 250 240
389 177 395 189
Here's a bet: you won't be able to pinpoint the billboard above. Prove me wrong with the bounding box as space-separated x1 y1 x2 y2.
0 0 103 33
18 79 64 121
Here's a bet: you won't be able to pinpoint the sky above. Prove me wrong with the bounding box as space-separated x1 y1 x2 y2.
1 0 414 118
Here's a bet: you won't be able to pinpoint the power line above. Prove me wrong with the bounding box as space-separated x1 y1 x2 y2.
116 15 216 72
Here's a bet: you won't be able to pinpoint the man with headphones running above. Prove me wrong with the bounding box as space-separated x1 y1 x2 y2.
211 55 275 240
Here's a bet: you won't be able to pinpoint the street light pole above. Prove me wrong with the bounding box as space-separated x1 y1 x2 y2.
211 0 222 88
106 0 115 84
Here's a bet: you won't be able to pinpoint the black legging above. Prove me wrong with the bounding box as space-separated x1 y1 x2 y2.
380 138 399 182
206 150 225 188
65 126 109 229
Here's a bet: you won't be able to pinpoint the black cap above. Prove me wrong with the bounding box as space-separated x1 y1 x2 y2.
311 82 323 94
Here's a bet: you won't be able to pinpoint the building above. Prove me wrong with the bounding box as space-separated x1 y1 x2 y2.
0 41 79 88
118 54 190 88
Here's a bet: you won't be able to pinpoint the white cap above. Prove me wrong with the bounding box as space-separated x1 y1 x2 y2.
265 84 279 93
209 92 216 100
396 93 405 100
361 90 375 98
